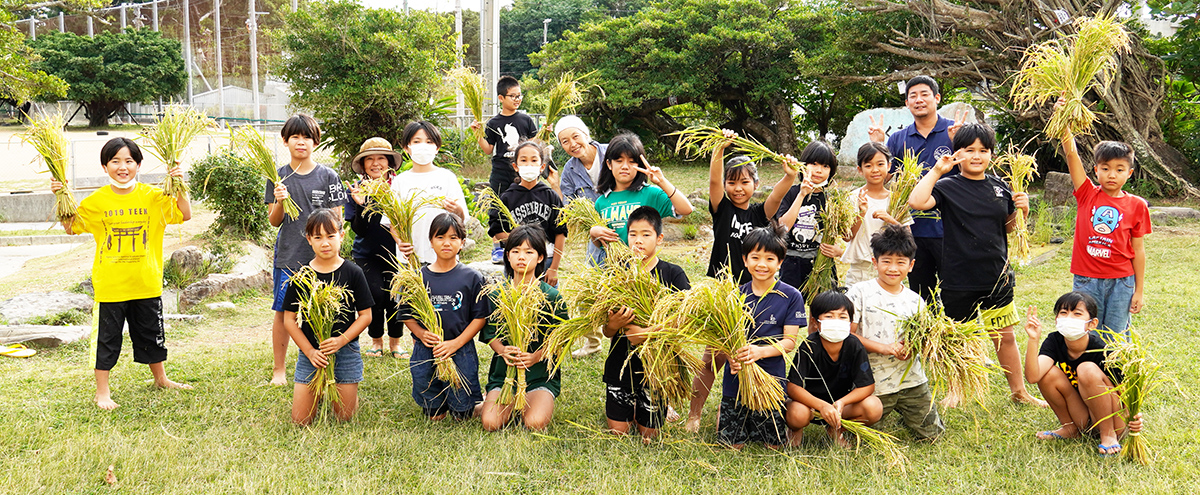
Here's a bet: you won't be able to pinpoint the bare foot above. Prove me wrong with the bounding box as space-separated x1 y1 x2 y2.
787 430 803 448
95 393 119 411
939 392 962 409
684 416 701 433
1036 423 1080 440
429 413 447 421
270 370 288 386
827 425 851 449
666 406 680 423
153 379 193 390
1012 391 1048 408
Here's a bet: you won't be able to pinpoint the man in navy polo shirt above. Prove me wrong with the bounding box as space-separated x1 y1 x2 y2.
869 76 962 302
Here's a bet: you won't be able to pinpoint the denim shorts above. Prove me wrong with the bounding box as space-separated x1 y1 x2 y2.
410 339 482 415
294 340 364 385
271 267 294 312
1073 274 1135 343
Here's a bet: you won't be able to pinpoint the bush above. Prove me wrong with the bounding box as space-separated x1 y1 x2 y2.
189 151 270 240
26 309 89 326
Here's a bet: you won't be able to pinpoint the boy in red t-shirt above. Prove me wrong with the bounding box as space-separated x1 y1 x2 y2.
1057 100 1151 343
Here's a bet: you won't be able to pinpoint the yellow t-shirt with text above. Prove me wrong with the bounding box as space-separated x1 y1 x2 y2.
74 183 183 303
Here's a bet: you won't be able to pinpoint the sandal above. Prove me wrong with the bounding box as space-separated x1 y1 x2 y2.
1098 442 1122 456
0 344 36 358
363 348 384 358
392 349 410 359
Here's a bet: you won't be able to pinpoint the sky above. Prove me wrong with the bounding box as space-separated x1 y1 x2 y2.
358 0 514 12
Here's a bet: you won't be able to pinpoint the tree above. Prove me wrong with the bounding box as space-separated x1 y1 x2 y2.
851 0 1198 197
0 0 103 103
272 0 457 160
500 0 594 77
28 29 185 126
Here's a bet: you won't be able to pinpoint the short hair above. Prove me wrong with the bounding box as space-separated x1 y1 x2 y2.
304 208 342 237
429 212 466 240
810 290 855 322
724 155 759 183
513 139 546 165
503 224 548 279
626 205 663 236
497 75 520 96
100 137 142 165
951 123 996 152
281 114 321 144
597 133 648 194
870 224 917 259
741 226 787 259
1054 292 1099 320
857 141 890 167
401 120 443 148
798 140 838 178
1093 141 1134 167
905 76 940 98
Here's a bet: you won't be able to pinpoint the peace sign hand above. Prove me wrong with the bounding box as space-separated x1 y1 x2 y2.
933 149 965 175
636 155 666 187
947 108 968 140
867 114 886 143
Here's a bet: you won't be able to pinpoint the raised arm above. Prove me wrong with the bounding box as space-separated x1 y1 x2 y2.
710 129 735 210
1055 97 1089 191
1022 306 1054 383
908 152 960 211
764 156 800 217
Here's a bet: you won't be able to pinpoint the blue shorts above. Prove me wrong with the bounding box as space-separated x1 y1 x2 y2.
271 267 294 312
1073 274 1135 343
410 339 482 416
294 339 364 385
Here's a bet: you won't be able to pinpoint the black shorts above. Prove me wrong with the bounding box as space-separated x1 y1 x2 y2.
717 395 787 446
909 236 943 302
95 297 167 371
605 384 665 429
941 272 1015 323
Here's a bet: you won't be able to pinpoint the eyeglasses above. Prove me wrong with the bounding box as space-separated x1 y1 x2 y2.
504 93 523 100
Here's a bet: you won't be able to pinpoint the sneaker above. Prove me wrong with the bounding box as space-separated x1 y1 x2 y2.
491 244 504 264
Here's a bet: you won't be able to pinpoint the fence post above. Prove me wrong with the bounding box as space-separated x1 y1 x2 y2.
58 12 64 33
152 0 159 32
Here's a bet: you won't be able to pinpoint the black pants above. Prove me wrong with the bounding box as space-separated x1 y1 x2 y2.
357 256 404 339
96 297 167 371
910 236 942 303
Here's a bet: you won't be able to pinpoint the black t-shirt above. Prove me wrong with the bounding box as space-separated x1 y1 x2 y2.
485 112 538 171
708 200 769 284
488 181 569 240
603 260 691 387
775 187 826 255
788 332 875 404
402 264 490 341
344 186 397 264
1039 332 1123 385
282 261 375 349
930 174 1015 291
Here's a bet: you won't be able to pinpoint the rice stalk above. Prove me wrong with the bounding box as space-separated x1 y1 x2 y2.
141 106 214 198
449 66 487 142
992 147 1039 265
669 125 798 174
474 186 517 233
484 280 548 411
1010 15 1131 140
887 149 922 223
358 178 444 266
289 266 353 421
1099 328 1164 465
812 410 908 471
896 287 1000 407
389 264 464 389
228 125 300 220
18 113 77 222
638 290 705 408
557 196 607 244
535 71 591 143
801 184 855 303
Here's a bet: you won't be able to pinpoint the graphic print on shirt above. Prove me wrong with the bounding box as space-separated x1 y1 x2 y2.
931 145 951 164
788 203 821 246
431 291 464 312
512 201 552 225
501 124 521 158
729 213 756 241
101 208 151 258
1092 205 1122 235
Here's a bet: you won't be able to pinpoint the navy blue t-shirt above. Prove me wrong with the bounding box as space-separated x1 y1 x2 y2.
885 115 958 238
404 264 489 340
722 281 807 399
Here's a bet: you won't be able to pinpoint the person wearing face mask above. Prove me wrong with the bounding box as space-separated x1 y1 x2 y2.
775 141 846 297
486 140 568 286
389 121 468 266
1024 292 1140 456
786 291 882 449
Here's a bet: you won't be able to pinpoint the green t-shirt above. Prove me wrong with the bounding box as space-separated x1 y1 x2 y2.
481 282 570 397
594 185 676 243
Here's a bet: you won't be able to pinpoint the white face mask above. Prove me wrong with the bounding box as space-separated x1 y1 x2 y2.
819 319 851 343
1056 317 1090 341
109 177 138 190
408 143 438 165
812 179 830 189
518 165 541 182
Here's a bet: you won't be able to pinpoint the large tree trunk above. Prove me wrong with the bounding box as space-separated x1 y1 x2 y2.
83 101 123 127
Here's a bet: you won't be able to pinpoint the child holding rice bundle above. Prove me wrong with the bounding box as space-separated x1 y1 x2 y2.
786 291 882 448
1023 292 1144 456
907 123 1045 408
390 121 468 266
282 209 374 425
403 213 489 421
479 225 570 432
52 137 193 410
840 143 913 286
775 141 845 295
603 206 691 441
265 114 349 385
847 225 944 441
486 140 568 286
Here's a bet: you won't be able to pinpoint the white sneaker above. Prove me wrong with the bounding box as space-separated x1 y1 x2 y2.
571 345 600 358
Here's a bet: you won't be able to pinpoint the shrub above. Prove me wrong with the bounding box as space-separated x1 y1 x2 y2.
189 151 270 240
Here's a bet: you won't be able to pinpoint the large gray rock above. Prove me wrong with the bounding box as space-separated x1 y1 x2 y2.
1150 206 1200 219
464 260 505 283
1043 171 1077 206
179 271 271 311
169 246 204 274
839 102 980 167
0 291 93 324
0 325 89 346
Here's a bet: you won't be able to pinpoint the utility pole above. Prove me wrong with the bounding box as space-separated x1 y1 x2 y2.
215 0 224 118
120 4 126 32
152 0 159 31
481 0 500 116
248 0 261 121
455 0 464 128
542 18 550 46
28 17 34 39
87 15 93 37
184 0 194 104
292 0 297 13
58 12 64 33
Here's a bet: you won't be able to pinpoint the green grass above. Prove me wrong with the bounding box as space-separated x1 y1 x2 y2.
1 221 1198 493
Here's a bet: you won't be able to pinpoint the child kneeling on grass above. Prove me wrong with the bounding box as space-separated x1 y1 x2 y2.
480 225 569 431
786 291 882 448
717 227 803 450
846 225 944 441
53 137 192 410
405 213 489 421
282 209 374 425
1023 291 1144 455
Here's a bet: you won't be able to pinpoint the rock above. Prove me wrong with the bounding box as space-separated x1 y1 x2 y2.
838 102 980 167
76 276 94 296
206 302 236 310
1049 236 1065 244
464 260 505 283
0 291 93 324
164 314 204 321
1150 206 1200 219
0 325 89 346
1043 172 1077 206
179 271 271 311
169 246 204 273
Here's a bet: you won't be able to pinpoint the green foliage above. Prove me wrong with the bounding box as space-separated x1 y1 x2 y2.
162 253 236 291
25 309 89 326
189 151 270 241
500 0 596 77
27 29 186 127
0 0 103 102
271 1 457 160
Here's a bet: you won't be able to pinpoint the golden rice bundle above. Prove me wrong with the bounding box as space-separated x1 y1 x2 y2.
801 184 855 303
897 288 999 407
557 196 607 244
449 66 487 142
390 266 464 389
358 178 443 267
1100 329 1164 465
229 125 300 220
19 113 77 222
142 106 214 198
887 149 922 223
484 280 548 411
289 266 353 420
535 72 590 143
812 410 908 471
474 186 517 232
1010 15 1131 140
669 125 798 174
637 290 704 407
992 147 1039 265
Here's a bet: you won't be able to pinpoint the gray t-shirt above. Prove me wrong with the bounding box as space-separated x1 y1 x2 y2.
263 164 348 270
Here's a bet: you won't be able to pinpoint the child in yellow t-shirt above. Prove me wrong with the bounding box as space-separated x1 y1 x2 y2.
52 137 193 410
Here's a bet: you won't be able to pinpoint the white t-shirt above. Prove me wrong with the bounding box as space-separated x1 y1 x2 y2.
391 166 468 265
585 148 603 188
846 279 927 395
840 186 914 264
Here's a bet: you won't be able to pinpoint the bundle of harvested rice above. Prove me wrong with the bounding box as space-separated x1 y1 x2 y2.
1101 329 1164 465
801 184 855 303
637 290 704 407
535 72 590 143
289 266 353 420
557 196 607 244
229 125 300 220
357 178 443 266
449 66 487 142
19 113 77 222
670 125 798 174
142 106 214 198
812 410 908 470
896 288 998 407
390 266 464 389
886 149 922 224
484 279 548 411
992 147 1039 264
474 186 517 232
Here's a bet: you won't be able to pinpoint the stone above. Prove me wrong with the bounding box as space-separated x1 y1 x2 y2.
0 325 89 347
1150 206 1200 219
206 302 236 310
179 271 271 311
1049 236 1066 244
464 260 505 283
1043 172 1077 206
838 102 980 167
169 246 204 273
0 291 93 325
76 276 94 296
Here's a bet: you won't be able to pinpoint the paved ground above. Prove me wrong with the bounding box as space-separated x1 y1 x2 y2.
0 243 87 280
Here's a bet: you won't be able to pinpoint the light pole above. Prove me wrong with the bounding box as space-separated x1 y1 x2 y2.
542 18 551 46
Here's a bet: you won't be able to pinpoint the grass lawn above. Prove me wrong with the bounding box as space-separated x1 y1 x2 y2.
2 201 1198 493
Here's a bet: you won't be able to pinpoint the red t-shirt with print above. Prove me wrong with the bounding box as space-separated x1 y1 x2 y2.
1070 182 1152 279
